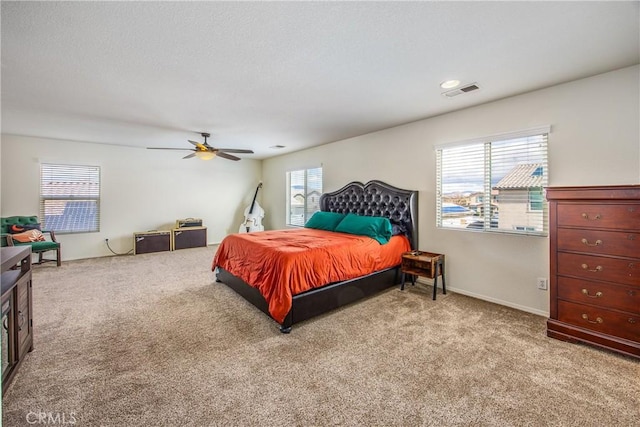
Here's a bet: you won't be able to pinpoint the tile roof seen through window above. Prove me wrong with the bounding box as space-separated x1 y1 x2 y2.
493 164 544 190
44 201 98 232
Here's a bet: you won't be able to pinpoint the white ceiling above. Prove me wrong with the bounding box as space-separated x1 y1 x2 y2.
2 1 639 160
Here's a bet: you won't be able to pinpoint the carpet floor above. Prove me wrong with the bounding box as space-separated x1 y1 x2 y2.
2 246 638 426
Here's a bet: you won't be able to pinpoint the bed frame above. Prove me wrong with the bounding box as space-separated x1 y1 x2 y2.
216 180 418 333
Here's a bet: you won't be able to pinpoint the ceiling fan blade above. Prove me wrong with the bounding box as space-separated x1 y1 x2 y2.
214 148 254 154
188 140 208 151
147 147 192 151
216 151 241 161
182 153 197 159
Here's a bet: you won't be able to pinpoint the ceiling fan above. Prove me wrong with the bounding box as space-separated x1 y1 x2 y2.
147 132 254 161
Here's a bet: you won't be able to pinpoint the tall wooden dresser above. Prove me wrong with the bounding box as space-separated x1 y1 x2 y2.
2 246 34 394
546 185 639 359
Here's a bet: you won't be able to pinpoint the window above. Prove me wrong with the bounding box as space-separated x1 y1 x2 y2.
529 189 544 211
286 167 323 226
40 164 100 233
436 126 549 236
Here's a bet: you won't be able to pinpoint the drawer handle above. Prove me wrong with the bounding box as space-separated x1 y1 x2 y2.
581 263 603 273
581 314 603 324
581 238 602 247
581 289 602 298
628 290 637 297
2 317 8 331
581 213 601 220
630 318 637 324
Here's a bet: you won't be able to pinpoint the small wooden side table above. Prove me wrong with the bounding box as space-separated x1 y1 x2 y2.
400 251 446 300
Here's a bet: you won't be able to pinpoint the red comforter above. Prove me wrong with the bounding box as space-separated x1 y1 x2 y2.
212 228 410 323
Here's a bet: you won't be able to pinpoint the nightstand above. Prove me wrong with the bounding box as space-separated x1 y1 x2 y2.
400 251 446 300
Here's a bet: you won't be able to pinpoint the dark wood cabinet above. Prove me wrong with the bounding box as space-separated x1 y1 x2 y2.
1 246 34 394
546 185 640 359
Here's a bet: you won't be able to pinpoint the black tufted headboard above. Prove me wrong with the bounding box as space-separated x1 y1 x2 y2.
319 180 418 250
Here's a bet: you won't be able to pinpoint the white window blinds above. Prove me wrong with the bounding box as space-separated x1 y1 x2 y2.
436 127 549 236
40 164 101 233
286 167 323 226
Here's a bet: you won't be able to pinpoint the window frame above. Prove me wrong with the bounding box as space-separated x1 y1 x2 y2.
286 166 323 227
39 163 101 234
435 126 549 237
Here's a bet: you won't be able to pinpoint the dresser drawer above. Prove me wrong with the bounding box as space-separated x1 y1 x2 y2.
557 228 640 258
557 252 639 286
557 203 640 230
557 277 640 314
558 300 640 342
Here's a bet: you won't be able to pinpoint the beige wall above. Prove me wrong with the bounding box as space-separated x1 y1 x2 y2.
1 135 262 260
2 66 637 315
262 65 640 316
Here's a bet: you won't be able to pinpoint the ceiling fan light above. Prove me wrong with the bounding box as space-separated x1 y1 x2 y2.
195 151 216 160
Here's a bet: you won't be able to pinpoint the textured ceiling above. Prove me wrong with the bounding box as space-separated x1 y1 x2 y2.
2 1 639 159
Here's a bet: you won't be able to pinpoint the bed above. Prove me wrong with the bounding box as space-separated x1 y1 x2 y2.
212 180 418 333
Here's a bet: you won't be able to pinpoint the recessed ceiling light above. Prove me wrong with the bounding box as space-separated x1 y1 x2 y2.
269 145 286 149
440 80 461 89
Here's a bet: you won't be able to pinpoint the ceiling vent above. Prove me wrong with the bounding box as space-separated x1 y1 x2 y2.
442 83 480 98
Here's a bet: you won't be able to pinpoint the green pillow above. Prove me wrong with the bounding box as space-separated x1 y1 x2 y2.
334 213 392 244
304 211 346 231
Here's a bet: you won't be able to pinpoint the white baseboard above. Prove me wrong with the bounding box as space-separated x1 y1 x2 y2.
415 278 549 318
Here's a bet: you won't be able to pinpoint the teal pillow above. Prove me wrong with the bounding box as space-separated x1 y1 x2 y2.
304 211 346 231
334 213 392 244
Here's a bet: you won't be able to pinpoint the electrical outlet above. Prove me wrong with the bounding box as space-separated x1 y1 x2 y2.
537 277 548 290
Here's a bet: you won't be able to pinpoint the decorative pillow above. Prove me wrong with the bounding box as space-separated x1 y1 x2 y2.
10 229 46 243
304 211 346 232
391 222 407 236
9 223 41 234
334 213 393 244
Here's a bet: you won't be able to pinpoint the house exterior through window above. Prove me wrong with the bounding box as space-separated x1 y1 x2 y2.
436 127 549 236
286 167 323 226
40 164 101 233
